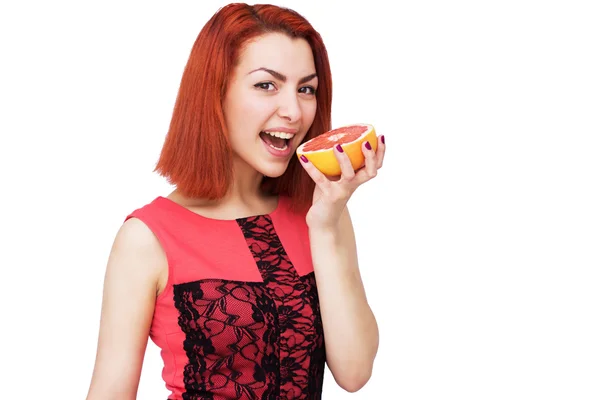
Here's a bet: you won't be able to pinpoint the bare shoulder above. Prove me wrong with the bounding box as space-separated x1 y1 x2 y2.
114 217 165 257
86 217 167 399
108 218 167 289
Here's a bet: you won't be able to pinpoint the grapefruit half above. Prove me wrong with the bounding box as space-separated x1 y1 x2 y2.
296 123 377 176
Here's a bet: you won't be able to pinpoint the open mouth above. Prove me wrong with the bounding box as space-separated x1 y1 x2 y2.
259 131 294 151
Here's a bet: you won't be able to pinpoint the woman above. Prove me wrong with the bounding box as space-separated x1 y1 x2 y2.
87 3 385 399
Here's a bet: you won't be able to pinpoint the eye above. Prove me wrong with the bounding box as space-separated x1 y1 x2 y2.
299 86 317 95
255 82 276 91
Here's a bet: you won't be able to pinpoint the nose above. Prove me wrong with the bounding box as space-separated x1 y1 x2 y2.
277 89 302 123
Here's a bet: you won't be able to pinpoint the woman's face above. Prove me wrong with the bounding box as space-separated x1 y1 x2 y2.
222 32 318 178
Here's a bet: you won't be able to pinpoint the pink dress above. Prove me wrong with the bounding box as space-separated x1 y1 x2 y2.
126 195 325 399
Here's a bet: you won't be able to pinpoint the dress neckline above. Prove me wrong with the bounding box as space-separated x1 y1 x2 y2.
154 195 284 222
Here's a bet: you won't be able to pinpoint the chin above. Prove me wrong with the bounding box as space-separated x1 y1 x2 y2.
258 162 292 178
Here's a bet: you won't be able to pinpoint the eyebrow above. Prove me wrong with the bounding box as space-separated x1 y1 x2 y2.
248 67 318 84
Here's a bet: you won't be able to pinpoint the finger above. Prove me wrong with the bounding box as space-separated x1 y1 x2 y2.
354 140 378 184
298 154 330 188
376 135 386 169
362 140 378 177
333 143 356 180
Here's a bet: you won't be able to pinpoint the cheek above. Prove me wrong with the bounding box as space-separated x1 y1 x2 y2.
226 89 267 127
239 97 259 114
241 101 275 133
303 101 318 124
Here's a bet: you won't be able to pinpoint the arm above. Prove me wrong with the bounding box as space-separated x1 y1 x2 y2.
309 206 379 392
299 134 386 392
86 218 166 400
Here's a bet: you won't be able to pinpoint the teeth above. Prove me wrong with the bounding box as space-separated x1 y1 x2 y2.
263 131 294 139
268 142 288 151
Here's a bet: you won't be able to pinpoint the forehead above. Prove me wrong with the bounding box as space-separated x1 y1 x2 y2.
237 33 315 75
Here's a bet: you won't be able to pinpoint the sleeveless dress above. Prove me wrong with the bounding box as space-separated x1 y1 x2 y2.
125 195 326 399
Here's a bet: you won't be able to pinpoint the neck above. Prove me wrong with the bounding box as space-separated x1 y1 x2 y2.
171 156 273 211
225 156 267 204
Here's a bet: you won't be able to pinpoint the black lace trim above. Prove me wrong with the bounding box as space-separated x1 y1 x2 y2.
172 215 325 399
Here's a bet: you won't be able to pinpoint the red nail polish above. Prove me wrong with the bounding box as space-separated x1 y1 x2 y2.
300 155 308 163
365 141 372 150
381 135 385 144
336 144 344 153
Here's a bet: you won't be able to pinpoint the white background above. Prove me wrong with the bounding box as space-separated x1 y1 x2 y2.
1 0 599 399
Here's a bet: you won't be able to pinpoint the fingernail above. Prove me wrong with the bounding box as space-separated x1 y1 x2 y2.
381 135 385 144
336 144 344 153
300 155 308 163
365 141 372 150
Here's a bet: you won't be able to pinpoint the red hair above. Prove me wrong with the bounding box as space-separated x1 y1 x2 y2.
154 3 332 214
